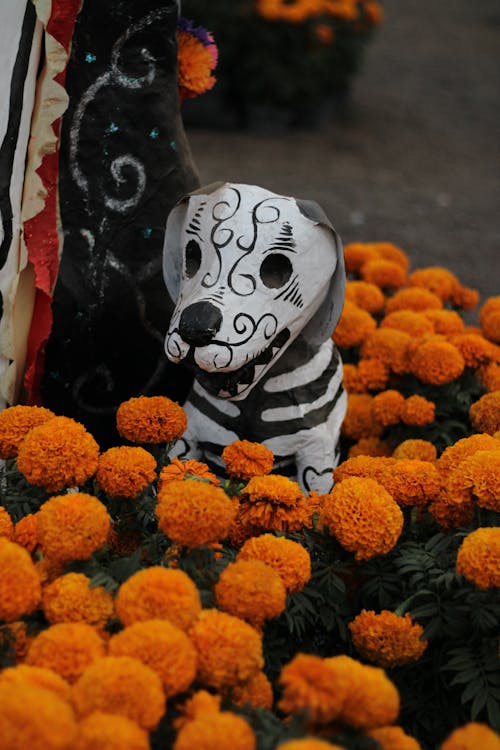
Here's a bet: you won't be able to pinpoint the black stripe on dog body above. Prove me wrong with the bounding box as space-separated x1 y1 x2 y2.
250 384 345 441
261 345 339 409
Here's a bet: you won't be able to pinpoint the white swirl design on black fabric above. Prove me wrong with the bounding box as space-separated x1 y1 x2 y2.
69 8 169 211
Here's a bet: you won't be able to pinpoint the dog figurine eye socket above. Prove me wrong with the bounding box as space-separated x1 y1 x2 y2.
259 253 293 289
185 239 202 278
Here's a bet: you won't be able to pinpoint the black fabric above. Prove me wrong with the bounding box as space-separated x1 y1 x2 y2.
41 0 198 446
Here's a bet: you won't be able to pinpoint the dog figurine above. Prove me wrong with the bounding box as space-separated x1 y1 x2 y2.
162 182 346 494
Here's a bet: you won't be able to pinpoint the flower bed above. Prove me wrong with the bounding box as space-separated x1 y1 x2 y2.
0 244 499 750
180 0 383 128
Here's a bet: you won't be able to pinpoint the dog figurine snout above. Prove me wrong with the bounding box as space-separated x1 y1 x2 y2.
179 301 222 347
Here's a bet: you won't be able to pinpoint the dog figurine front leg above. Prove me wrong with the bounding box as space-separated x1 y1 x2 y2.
294 391 347 495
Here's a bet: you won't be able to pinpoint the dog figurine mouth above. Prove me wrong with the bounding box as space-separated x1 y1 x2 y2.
190 328 291 399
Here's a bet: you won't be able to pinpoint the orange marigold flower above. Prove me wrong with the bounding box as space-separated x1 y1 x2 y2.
385 287 443 314
470 391 500 435
368 725 422 750
479 296 500 344
322 0 360 22
401 395 435 426
343 363 362 392
357 358 390 391
371 390 405 426
428 496 475 529
174 690 221 728
451 333 498 368
231 670 273 710
0 664 71 701
360 259 407 290
234 497 313 537
37 493 110 562
440 721 500 750
378 459 441 508
342 393 384 440
278 652 350 724
0 538 41 621
96 446 156 497
343 242 378 273
116 395 187 444
16 416 99 492
381 310 434 338
333 454 397 485
237 533 311 592
222 439 274 480
42 573 114 629
423 308 465 336
333 301 377 348
456 528 500 589
361 328 412 374
437 433 500 479
160 456 219 486
27 623 105 683
0 682 77 750
447 450 500 511
177 30 216 103
409 338 465 385
393 439 437 462
0 505 13 539
215 559 286 627
451 285 479 311
345 280 385 313
371 242 410 271
244 474 303 506
349 610 427 668
173 710 255 750
109 618 197 697
13 512 38 553
348 437 393 458
115 566 201 630
189 609 263 689
72 655 165 731
156 479 236 547
276 740 344 750
477 362 500 391
326 654 400 730
0 404 56 459
235 475 311 535
322 477 403 560
75 711 150 750
362 1 384 25
407 266 460 302
314 23 335 45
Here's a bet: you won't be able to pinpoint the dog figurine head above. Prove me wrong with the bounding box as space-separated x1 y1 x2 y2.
163 182 345 400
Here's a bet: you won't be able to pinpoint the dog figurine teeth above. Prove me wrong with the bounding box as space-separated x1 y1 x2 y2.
163 182 346 494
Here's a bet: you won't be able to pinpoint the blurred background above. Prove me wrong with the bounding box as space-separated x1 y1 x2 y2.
181 0 499 302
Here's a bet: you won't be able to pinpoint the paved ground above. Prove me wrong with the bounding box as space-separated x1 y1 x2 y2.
184 0 500 306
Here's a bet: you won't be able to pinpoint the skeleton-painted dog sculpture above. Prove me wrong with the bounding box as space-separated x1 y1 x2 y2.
162 182 346 494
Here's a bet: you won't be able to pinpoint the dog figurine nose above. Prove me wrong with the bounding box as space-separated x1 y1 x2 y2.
179 301 223 347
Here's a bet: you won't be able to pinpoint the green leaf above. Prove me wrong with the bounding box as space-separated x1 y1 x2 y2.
461 678 485 703
486 696 500 731
470 690 487 719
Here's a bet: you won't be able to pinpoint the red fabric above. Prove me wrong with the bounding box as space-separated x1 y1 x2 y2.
23 0 81 404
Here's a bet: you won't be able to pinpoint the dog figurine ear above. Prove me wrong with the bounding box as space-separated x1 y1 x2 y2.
296 198 346 347
162 181 226 306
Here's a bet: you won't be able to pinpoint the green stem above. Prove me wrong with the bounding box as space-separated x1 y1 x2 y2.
394 593 419 617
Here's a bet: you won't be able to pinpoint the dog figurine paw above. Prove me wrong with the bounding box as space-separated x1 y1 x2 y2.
162 182 346 494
